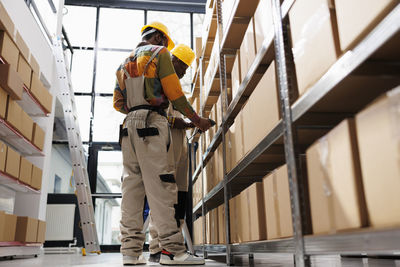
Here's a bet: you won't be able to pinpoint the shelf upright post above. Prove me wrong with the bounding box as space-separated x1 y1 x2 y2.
215 0 233 265
198 56 208 259
271 0 308 266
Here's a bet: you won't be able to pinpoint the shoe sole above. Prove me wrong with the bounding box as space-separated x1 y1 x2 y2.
123 261 147 265
160 259 205 265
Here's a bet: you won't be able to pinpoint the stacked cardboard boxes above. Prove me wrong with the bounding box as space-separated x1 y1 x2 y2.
0 213 46 243
0 140 43 189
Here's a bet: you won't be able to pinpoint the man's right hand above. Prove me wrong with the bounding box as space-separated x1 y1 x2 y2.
194 117 212 132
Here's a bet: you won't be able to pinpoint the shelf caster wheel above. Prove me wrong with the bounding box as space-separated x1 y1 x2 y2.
82 248 86 256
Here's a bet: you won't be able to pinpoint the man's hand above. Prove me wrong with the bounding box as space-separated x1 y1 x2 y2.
194 117 212 132
172 118 195 129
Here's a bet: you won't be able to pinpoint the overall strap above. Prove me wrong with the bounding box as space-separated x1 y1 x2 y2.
143 46 164 74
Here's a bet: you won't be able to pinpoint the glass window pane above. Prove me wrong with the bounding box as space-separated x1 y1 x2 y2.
71 49 94 93
93 96 126 142
95 198 121 245
147 11 191 47
98 8 144 49
49 144 75 194
96 151 123 194
75 95 92 142
193 13 204 45
63 6 96 47
95 50 129 93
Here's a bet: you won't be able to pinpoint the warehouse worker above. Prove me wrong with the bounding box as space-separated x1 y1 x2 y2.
113 21 210 265
148 44 196 263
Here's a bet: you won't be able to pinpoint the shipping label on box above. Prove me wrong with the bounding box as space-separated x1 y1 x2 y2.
0 32 18 71
307 119 367 234
5 145 20 178
356 87 400 228
0 64 23 100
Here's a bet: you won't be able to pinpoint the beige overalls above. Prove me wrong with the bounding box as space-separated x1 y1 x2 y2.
148 107 190 254
119 46 186 257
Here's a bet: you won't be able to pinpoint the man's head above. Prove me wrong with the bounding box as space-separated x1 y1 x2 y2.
171 44 195 79
141 22 174 50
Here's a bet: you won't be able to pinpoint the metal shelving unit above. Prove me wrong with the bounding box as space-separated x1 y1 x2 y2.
0 170 41 194
190 0 400 266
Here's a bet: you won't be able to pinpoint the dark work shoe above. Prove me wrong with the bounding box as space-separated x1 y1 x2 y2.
160 250 205 265
149 251 161 263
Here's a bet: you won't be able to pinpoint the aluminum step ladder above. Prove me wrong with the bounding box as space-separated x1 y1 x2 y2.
143 215 194 254
52 37 101 256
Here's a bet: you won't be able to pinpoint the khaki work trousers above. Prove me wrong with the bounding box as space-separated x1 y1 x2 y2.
149 127 189 254
120 111 186 256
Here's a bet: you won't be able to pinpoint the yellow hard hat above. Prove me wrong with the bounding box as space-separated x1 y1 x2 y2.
141 21 175 51
171 44 195 67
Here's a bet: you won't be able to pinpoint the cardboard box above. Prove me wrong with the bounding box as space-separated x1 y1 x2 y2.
20 110 33 140
6 98 22 133
231 50 241 100
15 31 30 62
0 32 18 71
0 140 6 172
226 111 245 172
242 61 280 154
263 165 293 239
213 144 224 183
356 87 400 228
307 118 367 234
239 18 256 82
193 217 204 245
29 54 40 75
229 194 241 243
254 0 273 54
30 73 53 113
217 204 226 244
0 64 23 100
15 216 38 243
0 212 17 242
289 0 341 96
240 189 251 242
248 182 267 241
209 208 219 244
5 145 20 178
17 54 32 88
195 37 202 59
335 0 398 52
0 3 15 35
0 86 7 118
32 123 45 150
19 157 33 185
193 177 202 207
222 0 235 31
36 220 46 243
31 165 42 190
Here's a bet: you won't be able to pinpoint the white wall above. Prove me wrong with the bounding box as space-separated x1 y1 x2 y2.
48 146 74 194
1 0 64 220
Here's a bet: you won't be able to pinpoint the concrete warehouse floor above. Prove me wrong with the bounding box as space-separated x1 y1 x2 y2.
1 252 400 266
